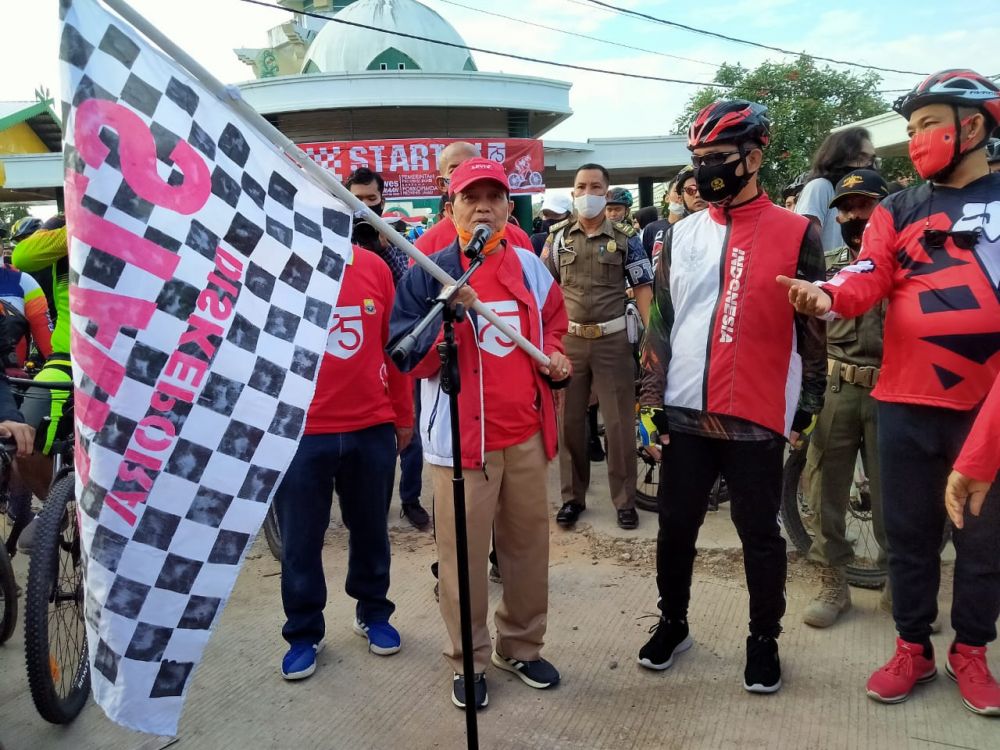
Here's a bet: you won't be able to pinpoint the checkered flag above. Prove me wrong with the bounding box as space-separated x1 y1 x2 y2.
59 0 349 734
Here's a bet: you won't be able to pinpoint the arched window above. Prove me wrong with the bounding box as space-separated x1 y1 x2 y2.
367 48 420 71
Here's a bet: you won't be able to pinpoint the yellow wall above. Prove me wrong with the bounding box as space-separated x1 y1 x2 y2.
0 122 49 155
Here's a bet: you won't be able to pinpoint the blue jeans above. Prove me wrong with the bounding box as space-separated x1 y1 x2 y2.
276 424 397 646
398 425 423 506
399 382 423 506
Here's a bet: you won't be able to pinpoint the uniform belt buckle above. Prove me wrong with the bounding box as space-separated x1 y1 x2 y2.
579 323 602 339
841 363 858 384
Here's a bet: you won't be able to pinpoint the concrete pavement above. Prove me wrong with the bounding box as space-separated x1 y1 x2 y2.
0 461 995 750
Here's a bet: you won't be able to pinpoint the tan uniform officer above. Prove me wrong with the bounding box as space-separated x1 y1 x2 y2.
543 164 653 529
802 169 890 628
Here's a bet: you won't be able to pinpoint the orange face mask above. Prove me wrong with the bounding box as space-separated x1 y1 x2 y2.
456 223 506 255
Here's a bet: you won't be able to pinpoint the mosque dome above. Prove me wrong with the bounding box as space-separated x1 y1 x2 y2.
301 0 477 75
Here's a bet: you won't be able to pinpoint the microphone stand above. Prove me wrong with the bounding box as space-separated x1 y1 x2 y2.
389 247 485 750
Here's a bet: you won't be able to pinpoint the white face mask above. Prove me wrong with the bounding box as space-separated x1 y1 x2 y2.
574 193 607 220
668 201 686 216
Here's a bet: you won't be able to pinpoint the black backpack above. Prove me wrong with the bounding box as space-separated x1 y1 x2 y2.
0 300 30 371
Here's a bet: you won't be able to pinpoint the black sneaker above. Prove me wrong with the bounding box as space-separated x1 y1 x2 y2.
452 672 488 709
556 502 584 527
744 635 782 693
401 502 431 530
491 651 560 689
637 617 692 671
617 508 639 530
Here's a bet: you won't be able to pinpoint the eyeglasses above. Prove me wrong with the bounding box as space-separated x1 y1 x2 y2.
691 151 740 168
923 228 981 250
683 185 700 196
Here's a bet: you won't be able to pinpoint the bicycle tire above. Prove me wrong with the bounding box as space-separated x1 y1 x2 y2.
780 442 813 557
24 474 91 724
779 438 887 588
0 542 16 645
263 502 282 561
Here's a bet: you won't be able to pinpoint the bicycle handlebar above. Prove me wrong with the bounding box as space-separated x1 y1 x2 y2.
3 376 74 391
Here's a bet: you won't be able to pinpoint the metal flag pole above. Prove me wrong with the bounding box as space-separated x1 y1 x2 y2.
99 0 550 368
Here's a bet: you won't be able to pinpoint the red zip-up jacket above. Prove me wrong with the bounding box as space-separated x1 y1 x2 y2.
388 240 567 469
306 247 412 434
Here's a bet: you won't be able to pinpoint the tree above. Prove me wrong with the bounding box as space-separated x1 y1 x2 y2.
0 203 32 231
675 56 893 198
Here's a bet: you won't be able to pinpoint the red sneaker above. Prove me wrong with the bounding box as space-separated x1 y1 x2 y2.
866 638 937 704
946 643 1000 716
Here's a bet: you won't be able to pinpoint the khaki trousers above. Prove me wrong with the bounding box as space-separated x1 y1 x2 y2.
431 433 550 673
560 330 637 510
804 376 887 568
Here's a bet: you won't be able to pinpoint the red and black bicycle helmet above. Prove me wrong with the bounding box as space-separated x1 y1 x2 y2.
893 69 1000 128
688 100 771 150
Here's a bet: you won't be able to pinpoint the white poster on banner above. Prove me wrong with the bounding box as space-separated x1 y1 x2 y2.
59 0 348 734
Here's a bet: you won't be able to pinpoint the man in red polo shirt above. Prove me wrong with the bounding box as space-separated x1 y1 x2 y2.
415 141 533 256
390 157 570 710
275 244 413 681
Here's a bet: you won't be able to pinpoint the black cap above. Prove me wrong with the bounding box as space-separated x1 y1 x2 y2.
829 169 889 209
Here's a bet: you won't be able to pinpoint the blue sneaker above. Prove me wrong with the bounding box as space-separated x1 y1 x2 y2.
281 641 322 680
353 617 401 655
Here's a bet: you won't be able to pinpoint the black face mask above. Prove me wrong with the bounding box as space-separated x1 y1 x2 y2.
694 154 753 205
372 201 385 217
840 217 868 249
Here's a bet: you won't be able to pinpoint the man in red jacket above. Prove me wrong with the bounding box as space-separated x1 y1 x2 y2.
389 157 570 710
415 141 533 256
275 245 413 681
781 69 1000 716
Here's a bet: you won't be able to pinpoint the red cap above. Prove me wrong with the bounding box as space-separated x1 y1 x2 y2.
448 157 509 196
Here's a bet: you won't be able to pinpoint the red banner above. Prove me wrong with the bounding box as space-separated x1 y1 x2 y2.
300 138 545 199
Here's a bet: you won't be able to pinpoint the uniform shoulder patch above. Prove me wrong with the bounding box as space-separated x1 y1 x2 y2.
548 218 571 234
613 221 636 238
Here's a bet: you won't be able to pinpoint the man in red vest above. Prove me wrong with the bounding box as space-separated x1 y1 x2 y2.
637 99 827 694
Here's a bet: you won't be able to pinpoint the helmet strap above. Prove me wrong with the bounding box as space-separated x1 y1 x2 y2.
932 106 987 183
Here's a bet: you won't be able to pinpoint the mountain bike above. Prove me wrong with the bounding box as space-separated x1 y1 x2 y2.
634 434 728 513
10 376 90 724
0 436 23 645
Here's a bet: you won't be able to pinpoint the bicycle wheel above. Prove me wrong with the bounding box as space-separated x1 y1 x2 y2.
635 446 659 512
24 474 91 724
779 438 886 588
0 542 16 645
263 502 282 561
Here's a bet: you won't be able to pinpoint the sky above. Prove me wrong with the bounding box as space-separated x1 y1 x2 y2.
4 1 1000 144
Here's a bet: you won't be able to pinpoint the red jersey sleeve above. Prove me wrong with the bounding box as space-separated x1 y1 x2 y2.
954 374 1000 483
822 203 897 319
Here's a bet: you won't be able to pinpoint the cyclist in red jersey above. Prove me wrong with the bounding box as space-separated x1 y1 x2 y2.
781 69 1000 717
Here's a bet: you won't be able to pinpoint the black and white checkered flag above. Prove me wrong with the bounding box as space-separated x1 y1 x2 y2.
59 0 349 734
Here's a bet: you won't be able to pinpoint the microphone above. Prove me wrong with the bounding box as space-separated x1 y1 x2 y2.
464 223 493 259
